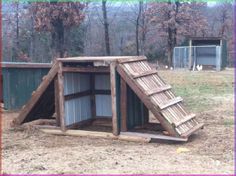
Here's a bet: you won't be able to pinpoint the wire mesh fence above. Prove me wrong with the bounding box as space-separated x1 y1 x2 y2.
173 45 222 71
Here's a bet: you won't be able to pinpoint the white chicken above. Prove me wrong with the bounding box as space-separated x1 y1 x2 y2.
196 65 203 71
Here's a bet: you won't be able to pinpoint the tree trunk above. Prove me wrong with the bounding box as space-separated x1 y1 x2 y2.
173 1 180 47
29 9 35 61
136 1 142 56
13 2 20 62
167 0 173 67
102 0 110 56
140 1 145 55
167 27 173 67
51 19 65 59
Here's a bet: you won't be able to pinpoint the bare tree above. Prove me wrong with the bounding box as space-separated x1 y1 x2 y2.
147 2 208 66
102 0 110 56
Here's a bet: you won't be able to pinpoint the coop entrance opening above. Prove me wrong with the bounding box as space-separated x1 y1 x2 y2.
63 66 113 133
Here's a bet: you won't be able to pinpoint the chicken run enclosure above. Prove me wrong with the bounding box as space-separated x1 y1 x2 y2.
12 56 204 142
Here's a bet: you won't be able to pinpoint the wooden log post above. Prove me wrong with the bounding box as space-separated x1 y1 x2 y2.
120 78 127 132
57 62 66 131
110 62 119 136
54 77 60 126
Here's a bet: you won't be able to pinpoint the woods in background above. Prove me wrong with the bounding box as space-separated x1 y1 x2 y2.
2 1 234 66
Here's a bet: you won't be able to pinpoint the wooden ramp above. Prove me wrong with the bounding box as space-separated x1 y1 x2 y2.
117 57 204 138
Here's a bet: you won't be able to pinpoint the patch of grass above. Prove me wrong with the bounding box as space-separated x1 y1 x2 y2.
224 119 234 126
159 70 234 113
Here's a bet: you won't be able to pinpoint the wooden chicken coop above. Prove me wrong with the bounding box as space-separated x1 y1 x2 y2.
12 56 204 142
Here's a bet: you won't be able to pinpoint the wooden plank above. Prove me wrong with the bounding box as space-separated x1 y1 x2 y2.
13 61 59 126
90 74 96 119
120 78 127 132
94 90 111 95
181 123 204 138
64 89 110 101
110 62 119 136
120 132 188 142
57 56 144 62
173 113 196 127
40 129 150 143
41 128 116 138
147 85 172 96
132 70 158 79
58 62 66 131
159 97 183 110
54 77 60 126
118 56 147 64
116 65 180 137
62 66 110 73
64 90 91 101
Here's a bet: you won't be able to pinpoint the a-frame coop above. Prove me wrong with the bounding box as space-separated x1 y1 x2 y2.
12 56 204 142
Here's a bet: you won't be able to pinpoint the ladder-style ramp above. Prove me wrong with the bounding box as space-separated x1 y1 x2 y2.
117 57 204 138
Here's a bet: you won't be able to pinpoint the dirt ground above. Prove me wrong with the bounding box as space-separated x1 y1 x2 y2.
2 69 234 174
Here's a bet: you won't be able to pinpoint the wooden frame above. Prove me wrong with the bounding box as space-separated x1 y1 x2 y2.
110 62 119 136
14 56 203 142
57 62 66 131
62 66 109 73
120 78 127 132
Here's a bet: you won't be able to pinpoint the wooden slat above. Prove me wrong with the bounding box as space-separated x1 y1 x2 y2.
94 90 111 95
110 62 119 136
64 89 110 101
62 66 109 73
147 85 172 96
132 70 158 79
13 61 59 126
57 56 144 62
159 97 183 110
57 62 66 132
116 65 180 137
173 113 196 127
118 56 147 64
181 123 204 138
41 129 151 143
120 78 127 132
64 90 91 101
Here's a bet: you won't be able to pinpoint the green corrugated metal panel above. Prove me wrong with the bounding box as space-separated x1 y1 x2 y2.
3 67 50 110
126 86 148 130
115 71 121 134
221 39 228 68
